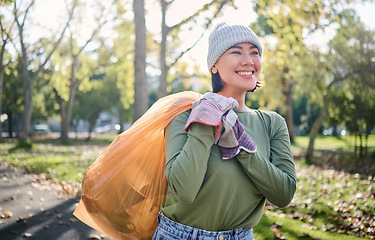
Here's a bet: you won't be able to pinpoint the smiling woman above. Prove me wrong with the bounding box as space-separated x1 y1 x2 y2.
152 22 297 240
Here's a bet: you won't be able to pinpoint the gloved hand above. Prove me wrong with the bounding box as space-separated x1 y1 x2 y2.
217 110 257 159
184 93 238 136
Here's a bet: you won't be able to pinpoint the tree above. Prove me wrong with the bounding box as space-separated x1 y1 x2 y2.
0 8 14 141
330 80 375 159
12 0 77 143
52 0 114 143
72 73 107 140
2 56 23 137
157 0 234 98
326 13 375 159
71 34 132 140
133 0 148 121
302 9 375 162
251 0 352 143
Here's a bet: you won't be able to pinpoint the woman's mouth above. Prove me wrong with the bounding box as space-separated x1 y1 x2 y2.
236 71 254 77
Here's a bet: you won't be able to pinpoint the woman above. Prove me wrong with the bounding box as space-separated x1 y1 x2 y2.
152 22 296 240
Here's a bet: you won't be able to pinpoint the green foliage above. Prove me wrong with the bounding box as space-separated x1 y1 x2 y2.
2 54 23 124
111 17 135 115
292 97 322 135
328 10 375 134
0 0 15 6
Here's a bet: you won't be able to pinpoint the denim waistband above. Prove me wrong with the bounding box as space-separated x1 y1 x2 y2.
157 212 253 240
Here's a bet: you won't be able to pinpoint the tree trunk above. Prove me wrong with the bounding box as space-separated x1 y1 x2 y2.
158 0 169 98
54 89 67 141
133 0 148 121
6 111 13 137
306 94 329 164
60 108 68 141
358 133 363 159
0 42 5 142
19 49 33 142
284 81 295 143
59 57 80 143
86 109 100 141
305 112 326 164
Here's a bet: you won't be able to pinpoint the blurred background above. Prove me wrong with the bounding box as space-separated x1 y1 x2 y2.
1 1 375 239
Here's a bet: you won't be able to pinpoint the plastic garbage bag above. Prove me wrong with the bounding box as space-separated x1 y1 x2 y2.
74 91 201 240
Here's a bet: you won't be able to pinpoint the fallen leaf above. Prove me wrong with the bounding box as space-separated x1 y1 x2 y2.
23 232 32 237
4 211 13 218
89 234 102 239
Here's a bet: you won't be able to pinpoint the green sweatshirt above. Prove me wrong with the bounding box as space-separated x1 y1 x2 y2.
161 108 296 231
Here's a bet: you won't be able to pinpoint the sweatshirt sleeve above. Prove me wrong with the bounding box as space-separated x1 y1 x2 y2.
164 111 215 204
236 114 296 208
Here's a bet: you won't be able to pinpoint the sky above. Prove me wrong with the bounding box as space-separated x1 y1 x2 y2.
10 0 375 72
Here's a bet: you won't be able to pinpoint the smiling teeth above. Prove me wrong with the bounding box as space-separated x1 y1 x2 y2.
238 71 253 76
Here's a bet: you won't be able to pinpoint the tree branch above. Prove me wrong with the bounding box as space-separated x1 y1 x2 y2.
168 0 231 68
33 0 78 80
18 0 35 28
169 0 214 30
168 30 205 69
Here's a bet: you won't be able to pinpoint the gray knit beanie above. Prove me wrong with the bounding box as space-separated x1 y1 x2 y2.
207 22 263 71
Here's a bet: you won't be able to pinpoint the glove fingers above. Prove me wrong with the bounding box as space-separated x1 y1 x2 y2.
203 93 239 112
217 120 238 148
185 95 234 132
218 117 257 159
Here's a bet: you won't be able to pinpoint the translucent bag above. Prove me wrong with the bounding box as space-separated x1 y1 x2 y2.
73 91 201 240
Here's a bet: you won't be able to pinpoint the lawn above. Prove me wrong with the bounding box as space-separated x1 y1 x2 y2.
0 134 374 239
293 134 375 153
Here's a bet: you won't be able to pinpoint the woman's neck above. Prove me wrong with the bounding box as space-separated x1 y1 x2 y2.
217 90 247 110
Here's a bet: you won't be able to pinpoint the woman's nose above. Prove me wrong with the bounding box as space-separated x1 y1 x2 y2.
241 55 254 66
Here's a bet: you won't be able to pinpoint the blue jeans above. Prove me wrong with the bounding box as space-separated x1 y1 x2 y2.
152 212 254 240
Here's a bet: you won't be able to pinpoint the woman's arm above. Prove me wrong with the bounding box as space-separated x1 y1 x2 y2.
164 112 215 203
236 115 296 208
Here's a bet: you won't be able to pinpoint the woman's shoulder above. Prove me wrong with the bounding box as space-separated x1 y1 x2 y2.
251 110 287 135
254 109 284 121
170 110 191 126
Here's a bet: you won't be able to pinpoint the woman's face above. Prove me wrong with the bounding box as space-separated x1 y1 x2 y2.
214 42 262 93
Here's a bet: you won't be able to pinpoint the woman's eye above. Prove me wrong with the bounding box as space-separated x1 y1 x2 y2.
251 51 259 55
231 51 241 55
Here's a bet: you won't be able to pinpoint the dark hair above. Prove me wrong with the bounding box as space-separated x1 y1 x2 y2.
211 71 262 93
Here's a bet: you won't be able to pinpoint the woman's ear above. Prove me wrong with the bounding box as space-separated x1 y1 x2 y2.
211 65 218 74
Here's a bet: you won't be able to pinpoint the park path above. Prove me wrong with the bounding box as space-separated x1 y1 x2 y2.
0 161 111 240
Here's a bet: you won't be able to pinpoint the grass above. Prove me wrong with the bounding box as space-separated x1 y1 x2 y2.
293 134 375 151
1 133 374 239
0 134 116 184
254 214 370 240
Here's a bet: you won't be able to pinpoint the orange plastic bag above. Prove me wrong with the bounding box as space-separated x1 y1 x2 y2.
73 91 201 240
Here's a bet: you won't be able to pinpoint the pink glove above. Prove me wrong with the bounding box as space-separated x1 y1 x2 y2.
217 110 257 159
184 93 238 136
